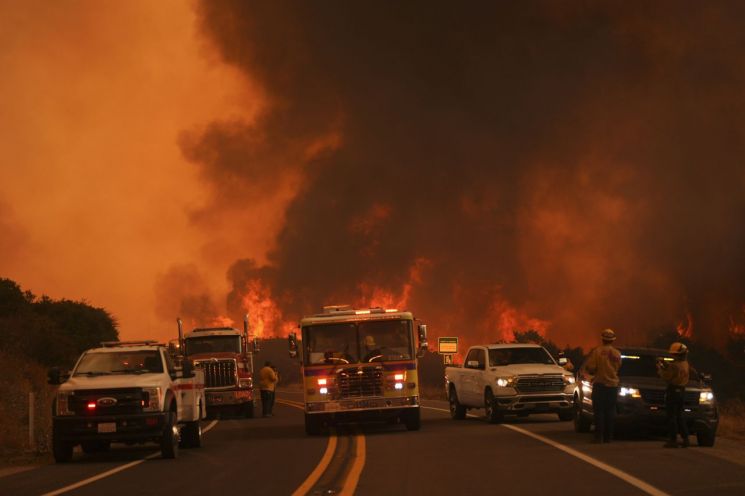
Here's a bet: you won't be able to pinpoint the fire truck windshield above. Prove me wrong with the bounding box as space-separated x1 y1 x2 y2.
304 320 413 365
185 335 241 355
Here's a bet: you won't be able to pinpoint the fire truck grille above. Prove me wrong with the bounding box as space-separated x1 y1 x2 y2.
335 367 383 399
200 360 237 388
640 389 700 406
515 376 565 394
69 388 143 416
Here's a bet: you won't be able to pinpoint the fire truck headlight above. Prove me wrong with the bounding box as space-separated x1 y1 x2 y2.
700 391 714 404
319 387 328 395
239 378 252 388
56 392 74 416
394 383 404 390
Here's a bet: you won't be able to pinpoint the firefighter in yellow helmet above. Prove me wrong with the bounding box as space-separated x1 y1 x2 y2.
657 342 690 448
583 329 621 443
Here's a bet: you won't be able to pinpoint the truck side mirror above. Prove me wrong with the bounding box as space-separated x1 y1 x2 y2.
47 367 61 385
417 324 428 358
181 359 195 379
253 337 261 353
288 332 298 359
558 357 568 366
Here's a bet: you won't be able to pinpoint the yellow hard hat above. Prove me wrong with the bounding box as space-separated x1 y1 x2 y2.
601 328 616 341
669 342 688 355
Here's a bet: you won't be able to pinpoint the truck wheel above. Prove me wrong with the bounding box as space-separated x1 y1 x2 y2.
180 420 202 448
305 413 322 436
243 401 255 419
404 407 421 431
558 409 574 421
52 431 73 463
574 398 592 433
160 411 179 459
81 441 110 454
449 387 466 420
696 428 716 447
484 390 503 424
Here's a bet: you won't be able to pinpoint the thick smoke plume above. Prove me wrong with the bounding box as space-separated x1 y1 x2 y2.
181 1 745 349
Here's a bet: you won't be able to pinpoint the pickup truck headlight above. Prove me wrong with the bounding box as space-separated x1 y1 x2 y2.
496 376 516 387
619 387 641 398
56 392 74 416
563 375 576 385
699 391 714 404
142 387 162 412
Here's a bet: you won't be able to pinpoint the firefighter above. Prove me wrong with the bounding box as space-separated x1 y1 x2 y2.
259 361 278 417
657 342 690 448
583 328 621 443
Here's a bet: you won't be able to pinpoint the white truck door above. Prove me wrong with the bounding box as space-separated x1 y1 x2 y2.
462 348 486 405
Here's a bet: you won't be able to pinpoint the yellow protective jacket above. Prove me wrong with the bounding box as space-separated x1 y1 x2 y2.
658 360 689 387
584 345 621 387
259 366 278 391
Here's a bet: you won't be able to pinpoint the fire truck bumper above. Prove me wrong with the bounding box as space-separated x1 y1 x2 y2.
306 396 418 414
52 412 168 442
206 389 253 406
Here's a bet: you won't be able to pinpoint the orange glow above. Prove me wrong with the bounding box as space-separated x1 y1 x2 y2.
676 311 693 338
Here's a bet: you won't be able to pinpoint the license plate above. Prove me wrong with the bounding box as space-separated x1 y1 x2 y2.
325 402 340 412
97 422 116 433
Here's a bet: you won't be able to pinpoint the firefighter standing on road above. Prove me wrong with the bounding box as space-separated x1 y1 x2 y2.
583 329 621 444
657 342 691 448
259 361 278 417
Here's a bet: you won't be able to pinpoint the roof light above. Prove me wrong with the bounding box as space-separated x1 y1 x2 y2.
355 310 371 315
385 309 398 313
621 355 640 359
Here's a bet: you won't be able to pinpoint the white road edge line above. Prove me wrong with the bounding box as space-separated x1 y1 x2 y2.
41 420 219 496
421 406 670 496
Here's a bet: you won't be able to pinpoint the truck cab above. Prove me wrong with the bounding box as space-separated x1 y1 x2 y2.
48 341 206 462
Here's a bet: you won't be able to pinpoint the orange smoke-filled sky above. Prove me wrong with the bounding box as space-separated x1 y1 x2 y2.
0 1 281 340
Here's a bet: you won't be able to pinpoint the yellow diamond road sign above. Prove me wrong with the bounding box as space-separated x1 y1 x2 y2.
438 337 458 354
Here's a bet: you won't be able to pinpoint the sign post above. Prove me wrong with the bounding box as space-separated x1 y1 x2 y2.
438 337 458 365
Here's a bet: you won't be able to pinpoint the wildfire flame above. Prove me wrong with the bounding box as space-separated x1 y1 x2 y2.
676 310 693 338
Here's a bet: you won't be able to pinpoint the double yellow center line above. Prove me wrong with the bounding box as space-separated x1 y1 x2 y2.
277 399 366 495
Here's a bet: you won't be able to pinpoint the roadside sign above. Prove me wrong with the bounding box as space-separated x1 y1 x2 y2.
438 337 458 354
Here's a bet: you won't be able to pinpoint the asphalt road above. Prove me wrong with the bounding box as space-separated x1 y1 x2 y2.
2 390 744 495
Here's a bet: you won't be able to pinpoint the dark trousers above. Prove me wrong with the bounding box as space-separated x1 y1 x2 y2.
261 389 275 416
592 384 619 442
666 386 689 443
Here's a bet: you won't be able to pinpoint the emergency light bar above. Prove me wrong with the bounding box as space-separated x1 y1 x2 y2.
100 340 161 348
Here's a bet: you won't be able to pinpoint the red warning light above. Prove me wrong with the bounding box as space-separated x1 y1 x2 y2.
87 402 96 410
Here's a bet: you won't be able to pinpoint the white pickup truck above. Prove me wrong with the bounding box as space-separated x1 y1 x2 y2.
445 344 576 422
48 341 206 462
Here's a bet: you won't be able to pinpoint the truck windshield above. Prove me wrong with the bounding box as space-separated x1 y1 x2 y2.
304 319 413 365
619 354 670 377
185 336 241 355
75 351 163 375
489 347 555 366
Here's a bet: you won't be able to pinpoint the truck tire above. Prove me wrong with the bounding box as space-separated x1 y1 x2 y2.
404 407 421 431
558 409 574 421
81 441 110 454
180 420 202 448
52 431 73 463
243 400 255 419
305 413 322 436
449 386 466 420
160 411 179 459
574 397 592 433
696 428 716 447
484 389 503 424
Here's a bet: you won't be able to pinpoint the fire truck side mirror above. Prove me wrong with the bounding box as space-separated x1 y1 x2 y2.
253 337 261 353
417 324 428 358
288 332 298 359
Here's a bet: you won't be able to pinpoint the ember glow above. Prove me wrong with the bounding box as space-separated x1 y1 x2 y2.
3 2 745 350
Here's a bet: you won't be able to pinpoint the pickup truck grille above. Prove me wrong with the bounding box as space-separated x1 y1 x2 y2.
69 388 143 416
198 359 237 388
515 376 565 394
335 367 383 399
640 389 700 406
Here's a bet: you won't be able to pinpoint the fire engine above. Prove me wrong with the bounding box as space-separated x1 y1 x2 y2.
177 315 259 418
289 306 428 435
